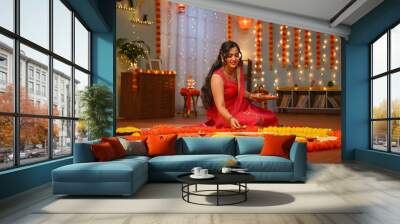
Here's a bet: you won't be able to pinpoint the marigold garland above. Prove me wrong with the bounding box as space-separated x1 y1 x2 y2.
227 15 232 40
116 125 341 152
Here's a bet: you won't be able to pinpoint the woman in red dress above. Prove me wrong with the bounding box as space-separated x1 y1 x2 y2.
201 41 278 129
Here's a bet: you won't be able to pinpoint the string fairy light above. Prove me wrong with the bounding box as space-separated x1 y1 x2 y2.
253 20 265 90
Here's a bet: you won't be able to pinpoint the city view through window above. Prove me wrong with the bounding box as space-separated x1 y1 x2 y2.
371 23 400 153
0 0 90 170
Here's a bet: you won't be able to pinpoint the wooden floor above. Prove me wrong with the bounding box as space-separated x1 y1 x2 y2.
118 113 342 164
1 162 400 224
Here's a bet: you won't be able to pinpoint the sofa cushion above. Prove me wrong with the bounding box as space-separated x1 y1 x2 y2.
236 155 293 172
147 134 177 157
52 159 147 183
119 137 147 156
180 137 235 155
149 154 235 172
236 137 264 155
101 137 127 158
260 134 296 159
91 142 118 161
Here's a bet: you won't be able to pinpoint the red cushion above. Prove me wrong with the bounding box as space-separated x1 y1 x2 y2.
260 134 296 159
146 134 177 157
101 137 126 158
91 142 117 161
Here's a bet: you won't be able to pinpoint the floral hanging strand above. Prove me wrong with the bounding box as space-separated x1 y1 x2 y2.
281 25 287 67
268 23 274 70
155 0 161 57
293 28 300 68
227 15 232 40
316 32 321 69
304 30 311 68
330 35 336 70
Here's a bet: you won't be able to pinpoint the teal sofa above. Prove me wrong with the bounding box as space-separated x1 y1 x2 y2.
52 137 307 196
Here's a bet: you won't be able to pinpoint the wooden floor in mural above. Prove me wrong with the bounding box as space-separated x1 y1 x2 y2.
117 112 342 164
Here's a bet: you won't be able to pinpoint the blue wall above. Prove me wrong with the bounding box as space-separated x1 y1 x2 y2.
344 0 400 171
0 0 115 200
0 158 72 199
92 0 116 136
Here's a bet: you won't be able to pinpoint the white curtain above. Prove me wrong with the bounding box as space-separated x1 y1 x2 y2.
160 1 227 112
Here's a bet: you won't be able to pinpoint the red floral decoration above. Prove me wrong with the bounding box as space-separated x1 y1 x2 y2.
268 23 274 70
316 32 321 69
304 30 311 68
155 0 161 57
330 35 336 69
293 28 300 68
237 16 254 31
227 15 232 40
281 26 288 67
255 21 262 72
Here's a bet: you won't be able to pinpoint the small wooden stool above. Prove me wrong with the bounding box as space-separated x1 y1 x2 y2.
180 88 200 117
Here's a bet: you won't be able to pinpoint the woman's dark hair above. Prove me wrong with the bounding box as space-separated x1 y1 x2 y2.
201 40 242 109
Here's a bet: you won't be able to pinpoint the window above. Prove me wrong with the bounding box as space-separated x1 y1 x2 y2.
28 67 34 80
20 0 49 49
0 35 13 114
28 81 34 94
0 0 14 32
0 0 91 170
0 71 6 85
35 70 41 81
74 69 89 119
53 0 72 60
0 55 7 67
42 85 46 97
370 23 400 154
53 59 72 117
0 54 7 87
41 73 46 83
36 83 40 95
75 17 90 70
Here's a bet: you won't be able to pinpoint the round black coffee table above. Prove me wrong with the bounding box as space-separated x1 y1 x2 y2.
177 173 255 206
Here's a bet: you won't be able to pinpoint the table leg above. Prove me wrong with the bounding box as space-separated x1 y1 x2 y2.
195 184 197 192
217 184 219 206
182 95 188 116
188 184 190 202
192 95 199 117
245 183 247 201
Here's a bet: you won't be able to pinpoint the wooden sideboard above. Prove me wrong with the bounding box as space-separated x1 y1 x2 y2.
120 70 176 119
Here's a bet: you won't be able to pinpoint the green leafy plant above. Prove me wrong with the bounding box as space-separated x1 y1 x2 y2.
79 84 113 140
327 80 335 87
116 38 150 65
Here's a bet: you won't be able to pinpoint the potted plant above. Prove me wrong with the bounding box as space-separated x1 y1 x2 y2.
116 38 150 69
79 84 113 140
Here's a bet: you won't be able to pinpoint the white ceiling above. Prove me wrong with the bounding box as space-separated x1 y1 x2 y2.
170 0 384 37
226 0 352 22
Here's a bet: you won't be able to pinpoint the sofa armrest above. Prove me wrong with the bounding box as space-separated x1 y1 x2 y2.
73 140 100 163
289 142 307 181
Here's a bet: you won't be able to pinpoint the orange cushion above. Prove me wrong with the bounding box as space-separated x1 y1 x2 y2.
124 135 147 141
91 142 117 161
101 137 127 158
146 134 177 157
260 134 296 159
